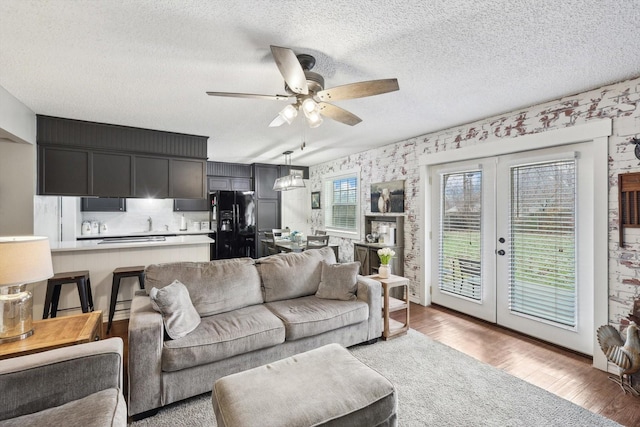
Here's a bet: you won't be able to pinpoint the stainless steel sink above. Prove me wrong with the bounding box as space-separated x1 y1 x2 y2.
98 236 166 244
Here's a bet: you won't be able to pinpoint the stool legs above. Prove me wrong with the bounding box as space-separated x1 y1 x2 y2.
107 270 144 334
107 275 120 335
75 278 93 313
42 283 56 319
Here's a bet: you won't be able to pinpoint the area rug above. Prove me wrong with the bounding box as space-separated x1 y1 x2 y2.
130 329 620 426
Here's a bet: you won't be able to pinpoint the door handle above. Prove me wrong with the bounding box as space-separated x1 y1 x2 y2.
497 249 506 256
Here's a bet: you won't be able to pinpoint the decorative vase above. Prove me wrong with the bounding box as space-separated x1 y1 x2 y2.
379 264 390 279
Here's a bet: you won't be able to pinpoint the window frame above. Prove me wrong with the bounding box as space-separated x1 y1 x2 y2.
322 167 361 239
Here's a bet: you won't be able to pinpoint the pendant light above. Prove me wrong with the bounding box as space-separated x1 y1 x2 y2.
273 150 305 191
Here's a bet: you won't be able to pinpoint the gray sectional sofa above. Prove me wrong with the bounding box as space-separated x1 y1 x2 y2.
128 246 383 418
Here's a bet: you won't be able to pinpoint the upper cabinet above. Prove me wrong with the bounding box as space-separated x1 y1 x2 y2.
254 164 280 200
36 116 208 198
81 197 126 212
38 147 90 196
206 161 253 192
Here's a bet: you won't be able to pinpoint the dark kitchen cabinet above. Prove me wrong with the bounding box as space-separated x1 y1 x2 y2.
173 198 209 211
171 158 206 198
253 163 282 257
254 164 279 199
256 199 280 257
93 152 133 197
36 116 208 198
207 177 252 192
38 146 89 196
134 157 206 199
81 198 126 212
134 156 170 198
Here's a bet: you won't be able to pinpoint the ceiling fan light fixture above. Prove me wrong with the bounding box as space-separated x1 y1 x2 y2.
306 113 323 128
302 98 318 114
278 104 298 124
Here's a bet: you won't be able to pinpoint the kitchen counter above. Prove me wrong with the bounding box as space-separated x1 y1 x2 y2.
76 229 213 240
52 235 213 252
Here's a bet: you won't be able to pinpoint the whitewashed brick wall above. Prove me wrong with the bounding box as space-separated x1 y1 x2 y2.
310 76 640 329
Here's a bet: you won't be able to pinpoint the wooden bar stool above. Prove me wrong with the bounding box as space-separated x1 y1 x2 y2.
107 266 145 334
42 270 93 319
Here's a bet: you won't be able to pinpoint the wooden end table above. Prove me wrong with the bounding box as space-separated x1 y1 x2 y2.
367 274 410 340
0 311 103 360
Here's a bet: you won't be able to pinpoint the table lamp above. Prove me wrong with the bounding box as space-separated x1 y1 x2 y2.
0 236 53 343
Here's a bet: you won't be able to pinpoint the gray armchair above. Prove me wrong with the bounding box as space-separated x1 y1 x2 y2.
0 338 126 427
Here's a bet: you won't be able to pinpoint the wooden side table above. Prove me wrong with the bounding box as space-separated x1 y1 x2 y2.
0 311 103 360
367 274 410 340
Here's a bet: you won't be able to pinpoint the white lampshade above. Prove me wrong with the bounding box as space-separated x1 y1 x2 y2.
0 236 54 343
0 236 53 286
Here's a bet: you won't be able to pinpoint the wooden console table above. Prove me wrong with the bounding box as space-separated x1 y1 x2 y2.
0 311 103 360
367 274 410 340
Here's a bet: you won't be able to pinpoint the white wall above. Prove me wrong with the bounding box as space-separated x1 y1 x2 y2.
281 181 311 236
0 139 35 235
0 84 37 235
0 85 36 145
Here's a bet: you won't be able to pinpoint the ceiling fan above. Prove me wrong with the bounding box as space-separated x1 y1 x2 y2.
206 45 399 128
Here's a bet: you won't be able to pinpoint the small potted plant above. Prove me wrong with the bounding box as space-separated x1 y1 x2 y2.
377 247 395 278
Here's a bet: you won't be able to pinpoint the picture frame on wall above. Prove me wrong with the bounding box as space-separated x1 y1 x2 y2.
371 180 404 213
311 191 321 209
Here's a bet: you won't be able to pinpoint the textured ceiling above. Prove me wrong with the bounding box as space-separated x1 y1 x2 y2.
1 0 639 166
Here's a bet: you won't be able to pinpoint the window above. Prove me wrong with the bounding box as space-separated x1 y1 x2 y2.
438 170 483 301
323 169 360 238
509 159 577 327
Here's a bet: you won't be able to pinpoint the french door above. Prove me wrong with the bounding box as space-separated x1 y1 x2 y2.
430 143 594 354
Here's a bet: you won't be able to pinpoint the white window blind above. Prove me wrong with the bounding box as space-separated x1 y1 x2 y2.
438 170 482 300
509 159 576 327
324 174 358 233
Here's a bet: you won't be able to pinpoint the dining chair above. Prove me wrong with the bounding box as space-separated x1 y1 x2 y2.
306 235 329 249
314 230 327 235
272 229 284 240
264 232 279 255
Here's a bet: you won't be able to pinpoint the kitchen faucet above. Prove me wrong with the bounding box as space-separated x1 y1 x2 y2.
147 216 152 232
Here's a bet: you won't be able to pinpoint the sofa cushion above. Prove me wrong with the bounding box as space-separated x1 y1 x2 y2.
257 246 336 303
145 258 263 317
161 304 285 372
150 280 201 339
265 295 369 341
315 261 360 301
0 388 126 427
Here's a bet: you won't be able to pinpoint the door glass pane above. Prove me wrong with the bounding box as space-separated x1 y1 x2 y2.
509 160 576 327
438 171 483 300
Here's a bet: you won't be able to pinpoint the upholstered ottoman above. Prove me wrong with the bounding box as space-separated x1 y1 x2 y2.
212 343 397 427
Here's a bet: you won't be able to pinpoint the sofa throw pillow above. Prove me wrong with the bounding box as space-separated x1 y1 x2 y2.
315 261 360 301
149 280 201 339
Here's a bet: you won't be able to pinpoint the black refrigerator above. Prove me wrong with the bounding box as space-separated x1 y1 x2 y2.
210 190 257 259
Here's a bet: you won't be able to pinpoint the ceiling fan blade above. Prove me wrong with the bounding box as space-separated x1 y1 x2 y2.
270 45 309 95
316 78 399 102
318 102 362 126
206 91 292 101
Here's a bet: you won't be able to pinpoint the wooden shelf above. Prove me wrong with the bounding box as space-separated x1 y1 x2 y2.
383 296 408 313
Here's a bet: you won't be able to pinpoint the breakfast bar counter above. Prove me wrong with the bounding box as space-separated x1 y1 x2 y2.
51 235 213 252
33 235 213 324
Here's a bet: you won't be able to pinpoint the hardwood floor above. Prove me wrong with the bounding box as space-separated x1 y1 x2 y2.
396 303 640 427
107 303 640 426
